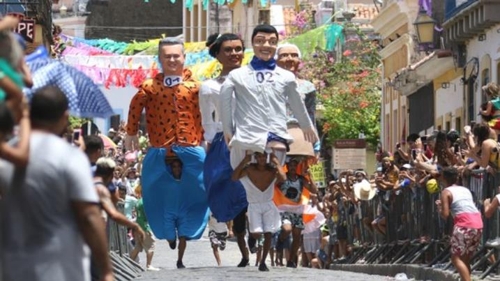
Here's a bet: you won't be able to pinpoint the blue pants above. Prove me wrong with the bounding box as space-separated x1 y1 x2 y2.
141 146 209 241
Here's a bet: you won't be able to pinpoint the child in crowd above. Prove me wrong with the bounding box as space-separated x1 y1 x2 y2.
208 213 229 266
311 224 331 269
0 16 32 168
0 24 32 120
130 185 159 271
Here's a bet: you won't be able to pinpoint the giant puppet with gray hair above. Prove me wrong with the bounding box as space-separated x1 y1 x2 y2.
125 37 209 268
275 43 320 158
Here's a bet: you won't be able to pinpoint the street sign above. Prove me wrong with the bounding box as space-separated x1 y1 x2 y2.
7 12 35 43
332 139 367 170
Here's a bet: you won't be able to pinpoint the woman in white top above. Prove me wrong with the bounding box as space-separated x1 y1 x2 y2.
199 33 250 267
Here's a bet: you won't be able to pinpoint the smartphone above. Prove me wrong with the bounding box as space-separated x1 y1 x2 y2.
423 143 428 151
454 143 460 153
72 130 80 142
396 143 401 149
411 149 417 159
470 121 476 128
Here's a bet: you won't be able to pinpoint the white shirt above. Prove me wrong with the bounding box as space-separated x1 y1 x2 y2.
209 214 228 233
0 132 99 281
220 64 313 152
199 79 224 143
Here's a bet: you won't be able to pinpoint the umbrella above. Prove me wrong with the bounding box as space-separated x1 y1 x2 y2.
25 60 114 118
99 134 117 149
26 57 53 73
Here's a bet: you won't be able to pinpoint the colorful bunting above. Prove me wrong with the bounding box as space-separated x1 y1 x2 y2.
58 24 344 87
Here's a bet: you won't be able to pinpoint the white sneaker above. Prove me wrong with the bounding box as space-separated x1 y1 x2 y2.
147 265 160 271
486 237 500 248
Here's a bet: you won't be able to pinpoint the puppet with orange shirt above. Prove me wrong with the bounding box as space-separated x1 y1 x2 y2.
125 38 209 269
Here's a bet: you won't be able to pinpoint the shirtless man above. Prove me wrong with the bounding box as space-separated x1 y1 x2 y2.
91 157 145 277
232 151 286 271
93 157 145 239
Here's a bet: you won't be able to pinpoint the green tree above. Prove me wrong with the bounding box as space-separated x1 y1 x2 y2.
300 25 381 148
69 116 91 129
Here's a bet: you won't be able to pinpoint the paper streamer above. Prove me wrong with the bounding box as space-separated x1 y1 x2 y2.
62 34 208 56
58 23 344 86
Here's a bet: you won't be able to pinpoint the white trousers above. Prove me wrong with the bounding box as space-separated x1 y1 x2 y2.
247 201 281 234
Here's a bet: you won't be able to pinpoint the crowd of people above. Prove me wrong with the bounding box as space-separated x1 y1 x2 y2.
334 91 500 281
3 12 500 281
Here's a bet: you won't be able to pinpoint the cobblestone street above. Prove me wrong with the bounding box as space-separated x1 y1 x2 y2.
135 230 389 280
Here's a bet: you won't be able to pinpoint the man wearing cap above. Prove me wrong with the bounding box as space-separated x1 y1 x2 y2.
397 164 414 192
107 128 117 140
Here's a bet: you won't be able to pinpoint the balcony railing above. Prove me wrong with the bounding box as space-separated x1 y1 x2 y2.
445 0 478 21
443 0 500 44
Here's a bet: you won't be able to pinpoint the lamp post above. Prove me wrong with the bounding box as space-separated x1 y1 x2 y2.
413 7 436 44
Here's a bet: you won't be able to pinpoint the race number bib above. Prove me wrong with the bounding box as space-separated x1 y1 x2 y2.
255 70 274 84
163 76 182 87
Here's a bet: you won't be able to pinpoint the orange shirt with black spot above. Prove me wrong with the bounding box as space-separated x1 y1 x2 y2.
126 69 203 156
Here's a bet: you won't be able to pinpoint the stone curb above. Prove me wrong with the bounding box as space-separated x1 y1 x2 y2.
329 264 459 281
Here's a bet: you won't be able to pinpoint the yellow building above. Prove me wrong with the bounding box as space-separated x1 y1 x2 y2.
372 0 464 152
371 0 420 151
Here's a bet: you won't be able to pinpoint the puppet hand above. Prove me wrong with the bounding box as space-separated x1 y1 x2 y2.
303 128 318 144
224 133 233 147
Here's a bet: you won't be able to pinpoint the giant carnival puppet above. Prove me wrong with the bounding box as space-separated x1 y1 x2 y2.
199 33 251 267
272 43 325 268
219 24 318 271
125 37 209 269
